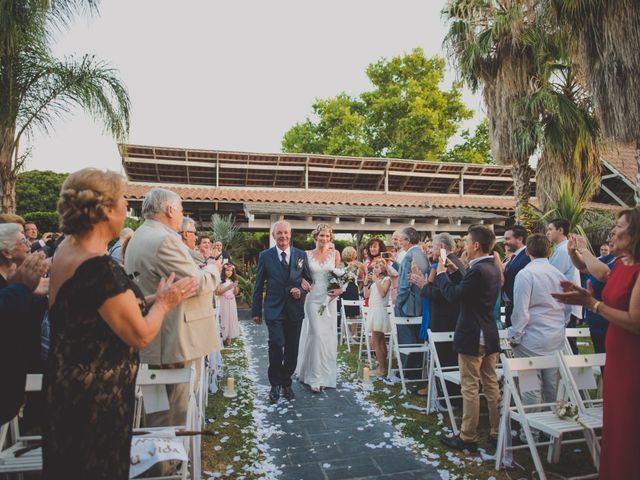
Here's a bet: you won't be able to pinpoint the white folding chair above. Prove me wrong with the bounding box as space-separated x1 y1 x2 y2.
0 374 44 477
552 352 605 467
387 315 429 394
495 354 600 480
339 298 365 352
563 327 592 355
133 364 197 480
425 330 461 433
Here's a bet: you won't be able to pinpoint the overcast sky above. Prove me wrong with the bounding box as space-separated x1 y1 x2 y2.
23 0 484 174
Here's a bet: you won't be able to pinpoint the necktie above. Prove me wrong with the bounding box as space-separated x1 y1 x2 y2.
281 251 289 269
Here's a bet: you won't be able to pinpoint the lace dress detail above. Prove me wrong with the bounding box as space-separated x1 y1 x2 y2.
296 251 338 389
43 255 147 480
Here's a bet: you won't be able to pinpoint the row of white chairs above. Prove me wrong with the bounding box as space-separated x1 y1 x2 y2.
497 351 604 480
0 361 205 479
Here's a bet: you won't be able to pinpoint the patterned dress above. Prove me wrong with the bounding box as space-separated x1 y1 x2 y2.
43 256 147 479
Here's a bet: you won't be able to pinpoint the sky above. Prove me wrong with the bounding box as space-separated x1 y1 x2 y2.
23 0 484 175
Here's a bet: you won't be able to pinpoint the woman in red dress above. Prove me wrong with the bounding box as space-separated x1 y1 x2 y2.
552 206 640 479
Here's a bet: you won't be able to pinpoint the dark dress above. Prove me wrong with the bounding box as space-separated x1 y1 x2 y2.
43 256 147 480
599 261 640 480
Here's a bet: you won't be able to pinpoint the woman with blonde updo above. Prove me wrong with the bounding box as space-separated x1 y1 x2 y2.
339 246 365 335
43 168 198 480
296 223 342 392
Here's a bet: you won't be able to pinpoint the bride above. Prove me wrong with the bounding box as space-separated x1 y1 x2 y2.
297 223 342 392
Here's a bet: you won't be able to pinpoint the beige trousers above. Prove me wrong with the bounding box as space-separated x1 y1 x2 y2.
458 346 500 443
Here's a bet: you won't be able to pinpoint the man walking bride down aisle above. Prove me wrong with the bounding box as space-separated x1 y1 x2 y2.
252 222 343 402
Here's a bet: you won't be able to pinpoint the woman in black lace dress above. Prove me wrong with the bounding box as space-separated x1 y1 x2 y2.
43 169 198 480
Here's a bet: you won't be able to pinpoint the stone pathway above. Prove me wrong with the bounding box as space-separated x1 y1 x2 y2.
241 314 441 480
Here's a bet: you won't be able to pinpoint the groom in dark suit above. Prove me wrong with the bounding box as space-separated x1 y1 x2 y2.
503 225 530 327
252 220 312 403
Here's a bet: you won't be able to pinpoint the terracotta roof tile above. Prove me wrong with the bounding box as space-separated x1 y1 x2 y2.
124 183 516 210
604 144 637 185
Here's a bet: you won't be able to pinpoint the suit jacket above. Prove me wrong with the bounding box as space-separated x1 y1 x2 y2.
421 253 466 332
251 246 311 322
435 257 501 356
503 248 530 303
124 219 221 364
395 245 430 318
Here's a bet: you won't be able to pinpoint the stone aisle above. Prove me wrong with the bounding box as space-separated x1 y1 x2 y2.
241 314 441 480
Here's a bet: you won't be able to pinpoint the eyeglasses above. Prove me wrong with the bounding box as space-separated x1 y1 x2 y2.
179 230 197 235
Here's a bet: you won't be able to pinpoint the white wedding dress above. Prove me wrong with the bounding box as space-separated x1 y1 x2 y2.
296 250 338 390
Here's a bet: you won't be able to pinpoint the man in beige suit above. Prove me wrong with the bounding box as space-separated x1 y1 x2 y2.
125 189 221 429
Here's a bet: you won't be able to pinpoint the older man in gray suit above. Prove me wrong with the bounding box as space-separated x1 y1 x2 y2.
394 227 430 371
125 189 221 429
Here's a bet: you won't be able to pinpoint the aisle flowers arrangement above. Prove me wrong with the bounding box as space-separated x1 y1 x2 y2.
318 262 359 315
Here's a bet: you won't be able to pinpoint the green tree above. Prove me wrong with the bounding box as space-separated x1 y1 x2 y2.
282 49 473 160
0 0 130 214
282 94 374 157
441 119 493 164
15 170 68 215
549 0 640 205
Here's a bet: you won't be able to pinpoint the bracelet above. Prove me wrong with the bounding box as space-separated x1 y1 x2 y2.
590 300 602 313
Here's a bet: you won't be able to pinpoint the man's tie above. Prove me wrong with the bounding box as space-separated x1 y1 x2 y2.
281 251 289 269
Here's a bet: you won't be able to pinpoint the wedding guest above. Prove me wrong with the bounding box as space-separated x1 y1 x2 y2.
395 227 429 371
0 250 48 425
108 227 133 266
43 169 197 479
364 238 386 307
125 188 221 438
339 246 363 334
552 207 640 479
568 233 616 355
363 258 391 376
502 225 530 327
547 218 581 352
216 263 240 347
365 238 386 271
413 233 465 400
437 225 501 451
198 235 213 258
213 240 231 263
180 217 204 264
509 234 570 440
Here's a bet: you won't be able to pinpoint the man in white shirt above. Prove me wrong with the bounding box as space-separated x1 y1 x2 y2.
509 234 571 440
547 218 581 352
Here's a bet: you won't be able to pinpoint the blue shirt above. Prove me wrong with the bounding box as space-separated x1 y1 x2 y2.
584 254 616 334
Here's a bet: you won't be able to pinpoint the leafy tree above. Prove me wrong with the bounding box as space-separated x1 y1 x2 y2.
0 0 130 213
282 49 473 160
282 94 374 157
16 170 68 215
23 211 59 233
441 119 492 164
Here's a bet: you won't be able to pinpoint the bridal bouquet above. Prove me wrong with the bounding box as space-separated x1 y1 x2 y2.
318 263 359 315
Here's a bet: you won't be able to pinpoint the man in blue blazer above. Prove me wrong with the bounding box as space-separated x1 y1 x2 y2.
252 221 312 403
435 225 501 452
503 225 530 327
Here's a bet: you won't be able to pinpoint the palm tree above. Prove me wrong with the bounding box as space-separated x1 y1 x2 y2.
0 0 130 213
549 0 640 205
443 0 540 221
517 61 602 211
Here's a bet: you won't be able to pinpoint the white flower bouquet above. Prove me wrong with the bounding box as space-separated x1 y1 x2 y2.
318 263 359 315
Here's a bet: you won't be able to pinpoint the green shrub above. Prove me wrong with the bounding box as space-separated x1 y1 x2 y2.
23 211 60 234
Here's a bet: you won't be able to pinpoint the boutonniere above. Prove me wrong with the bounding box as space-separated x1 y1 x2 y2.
296 258 304 270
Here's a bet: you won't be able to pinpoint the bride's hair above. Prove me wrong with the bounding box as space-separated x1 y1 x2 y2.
311 223 334 241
